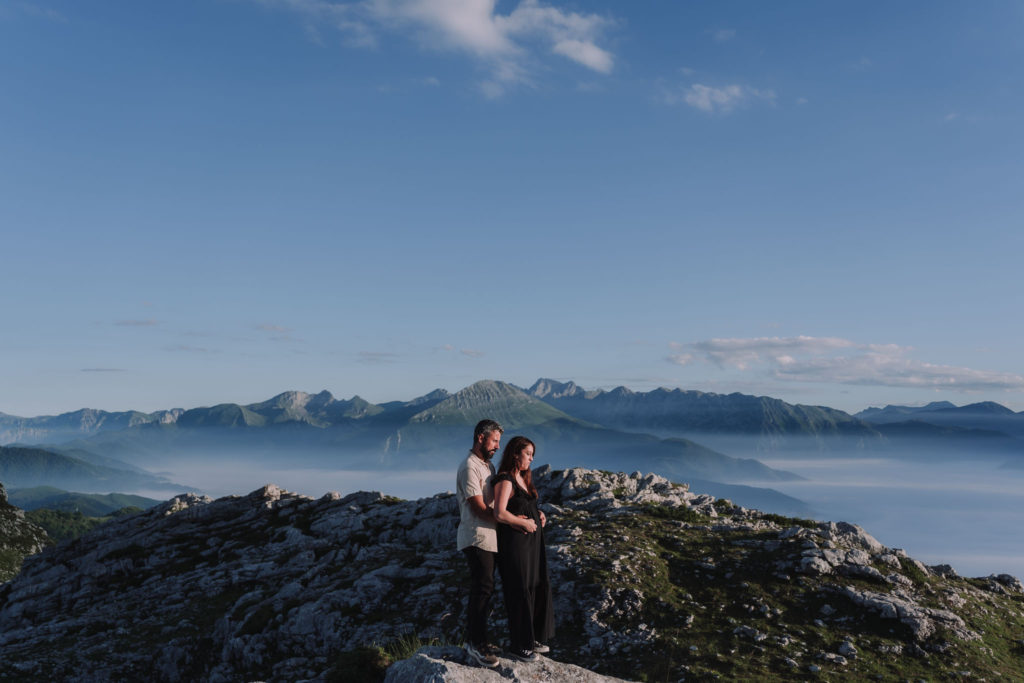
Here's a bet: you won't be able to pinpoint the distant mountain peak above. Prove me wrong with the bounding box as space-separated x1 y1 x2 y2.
948 401 1015 415
411 380 570 427
528 378 583 399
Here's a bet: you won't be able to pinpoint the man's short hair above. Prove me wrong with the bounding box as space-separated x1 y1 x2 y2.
473 419 504 440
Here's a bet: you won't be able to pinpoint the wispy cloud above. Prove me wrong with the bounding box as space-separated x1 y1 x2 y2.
6 2 67 23
255 323 302 342
358 351 399 363
438 344 484 358
251 0 616 96
849 56 873 72
256 324 290 333
668 336 1024 393
662 83 776 114
167 344 215 353
80 368 127 373
115 319 159 327
710 28 735 42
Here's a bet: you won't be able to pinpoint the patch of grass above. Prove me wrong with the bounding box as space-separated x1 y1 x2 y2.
759 512 819 529
239 604 277 636
899 557 929 587
0 547 28 582
326 646 391 683
325 634 445 683
643 503 707 524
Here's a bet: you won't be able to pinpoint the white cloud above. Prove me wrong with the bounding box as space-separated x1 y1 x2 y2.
551 38 612 73
666 352 693 367
677 83 776 114
461 348 484 358
253 0 615 94
710 28 735 42
668 336 1024 393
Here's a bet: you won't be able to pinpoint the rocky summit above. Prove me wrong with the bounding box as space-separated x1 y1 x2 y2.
1 468 1023 681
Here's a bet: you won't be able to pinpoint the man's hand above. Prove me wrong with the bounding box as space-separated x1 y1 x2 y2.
467 494 492 523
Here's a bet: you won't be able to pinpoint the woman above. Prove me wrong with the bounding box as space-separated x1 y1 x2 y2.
492 435 555 661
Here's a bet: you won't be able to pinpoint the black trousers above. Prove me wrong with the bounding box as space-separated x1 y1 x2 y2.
462 546 496 647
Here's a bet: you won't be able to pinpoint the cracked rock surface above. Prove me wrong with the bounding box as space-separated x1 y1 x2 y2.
2 467 1023 681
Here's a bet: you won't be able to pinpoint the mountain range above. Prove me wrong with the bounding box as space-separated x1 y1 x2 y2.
857 401 1024 437
2 379 1023 509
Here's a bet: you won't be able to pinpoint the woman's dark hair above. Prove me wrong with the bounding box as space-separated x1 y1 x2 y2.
498 436 537 498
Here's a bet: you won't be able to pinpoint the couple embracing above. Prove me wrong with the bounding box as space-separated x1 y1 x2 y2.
456 419 555 667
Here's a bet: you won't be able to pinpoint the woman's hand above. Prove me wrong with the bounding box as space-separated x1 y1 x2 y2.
539 510 547 527
517 515 537 534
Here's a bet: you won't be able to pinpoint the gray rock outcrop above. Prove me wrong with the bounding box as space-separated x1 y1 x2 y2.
1 467 1022 681
383 646 628 682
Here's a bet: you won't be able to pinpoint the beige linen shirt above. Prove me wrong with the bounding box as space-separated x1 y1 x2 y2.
456 451 497 552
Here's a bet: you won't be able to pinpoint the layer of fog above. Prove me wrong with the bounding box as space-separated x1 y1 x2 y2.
134 461 456 503
135 450 1024 581
750 456 1024 580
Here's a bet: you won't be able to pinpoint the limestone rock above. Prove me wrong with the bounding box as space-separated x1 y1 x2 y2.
383 646 629 682
0 467 1020 681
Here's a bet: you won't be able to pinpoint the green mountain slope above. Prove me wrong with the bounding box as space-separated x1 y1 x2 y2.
0 446 182 493
7 487 160 515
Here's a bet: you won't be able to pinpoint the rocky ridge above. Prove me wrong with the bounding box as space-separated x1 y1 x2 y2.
1 468 1023 681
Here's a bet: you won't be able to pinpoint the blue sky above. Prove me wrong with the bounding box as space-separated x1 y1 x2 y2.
2 0 1023 416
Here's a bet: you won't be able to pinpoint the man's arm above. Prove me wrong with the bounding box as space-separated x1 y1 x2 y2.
466 494 493 523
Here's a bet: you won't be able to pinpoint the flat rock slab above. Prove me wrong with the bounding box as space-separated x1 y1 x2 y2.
384 646 632 682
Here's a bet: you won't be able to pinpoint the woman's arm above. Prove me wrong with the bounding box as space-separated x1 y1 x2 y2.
493 480 537 533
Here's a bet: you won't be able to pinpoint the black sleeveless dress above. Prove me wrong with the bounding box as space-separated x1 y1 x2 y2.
493 472 555 651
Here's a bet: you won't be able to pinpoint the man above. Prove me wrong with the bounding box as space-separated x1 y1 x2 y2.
456 418 503 668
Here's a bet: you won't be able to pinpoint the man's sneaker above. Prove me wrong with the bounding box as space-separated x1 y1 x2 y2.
465 642 499 668
532 641 550 654
509 648 537 662
484 643 502 656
